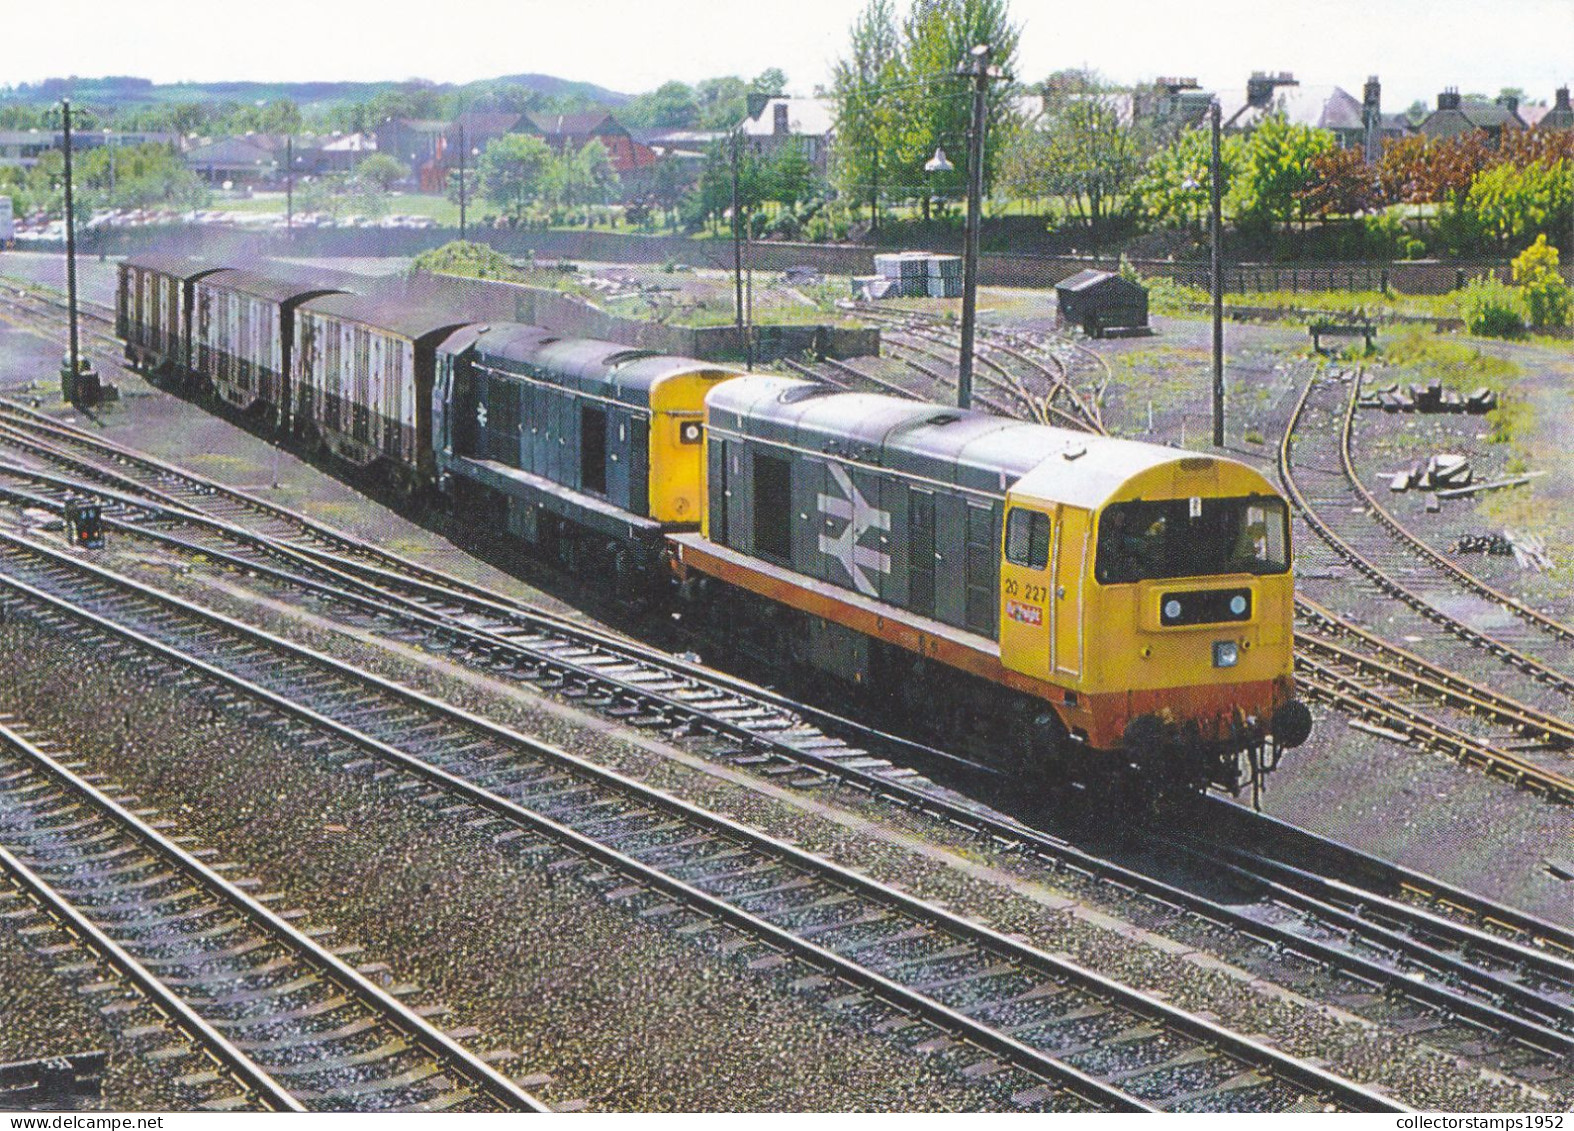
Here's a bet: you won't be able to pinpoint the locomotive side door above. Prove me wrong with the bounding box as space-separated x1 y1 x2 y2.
1053 506 1091 679
998 505 1052 679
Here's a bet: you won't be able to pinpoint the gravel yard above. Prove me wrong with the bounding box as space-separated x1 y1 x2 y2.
40 543 1547 1111
0 900 219 1110
0 613 1030 1112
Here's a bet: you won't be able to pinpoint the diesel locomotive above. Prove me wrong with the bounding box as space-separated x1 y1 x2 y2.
115 253 1312 796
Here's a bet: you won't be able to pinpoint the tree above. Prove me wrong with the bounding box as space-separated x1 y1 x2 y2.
830 0 900 228
751 68 789 95
259 99 302 136
1469 161 1565 250
545 140 620 215
1299 146 1382 218
695 76 749 130
647 156 690 229
764 139 817 207
355 153 409 192
890 0 1021 217
1134 125 1243 230
479 133 554 221
627 81 700 129
1229 114 1333 231
1031 69 1146 230
1512 235 1571 328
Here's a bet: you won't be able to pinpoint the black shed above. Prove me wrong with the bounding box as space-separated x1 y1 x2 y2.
1054 270 1149 337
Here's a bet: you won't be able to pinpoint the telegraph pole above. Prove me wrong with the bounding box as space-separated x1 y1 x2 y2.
730 130 752 370
458 123 468 240
61 99 82 407
956 44 998 411
285 136 294 232
1210 99 1225 448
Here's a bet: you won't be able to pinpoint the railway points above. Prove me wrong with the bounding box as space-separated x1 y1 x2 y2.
3 259 1574 1113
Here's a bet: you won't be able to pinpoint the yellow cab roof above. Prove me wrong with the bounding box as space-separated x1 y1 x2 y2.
1009 433 1279 511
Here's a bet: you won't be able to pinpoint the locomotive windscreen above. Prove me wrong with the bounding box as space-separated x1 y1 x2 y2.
1094 496 1289 584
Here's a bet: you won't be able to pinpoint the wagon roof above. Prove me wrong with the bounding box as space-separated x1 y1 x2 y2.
120 253 227 281
435 323 491 357
471 321 561 363
298 289 479 340
201 267 345 304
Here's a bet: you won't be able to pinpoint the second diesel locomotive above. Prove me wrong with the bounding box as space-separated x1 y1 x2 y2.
115 253 1312 795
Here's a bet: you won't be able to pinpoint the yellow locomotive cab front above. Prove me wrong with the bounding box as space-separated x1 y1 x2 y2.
647 367 739 525
1000 449 1308 780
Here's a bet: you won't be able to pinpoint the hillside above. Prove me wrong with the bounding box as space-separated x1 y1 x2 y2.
0 73 632 109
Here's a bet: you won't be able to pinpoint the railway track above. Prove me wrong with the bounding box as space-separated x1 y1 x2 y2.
1279 369 1574 800
0 527 1407 1113
6 447 1574 1073
851 309 1104 432
1340 370 1574 647
0 716 548 1112
2 279 1568 1099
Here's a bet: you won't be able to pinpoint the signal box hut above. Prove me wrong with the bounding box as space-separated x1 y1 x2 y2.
1055 270 1149 337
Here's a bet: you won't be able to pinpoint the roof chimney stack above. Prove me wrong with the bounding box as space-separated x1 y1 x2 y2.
1438 88 1461 111
1556 86 1572 111
1362 76 1382 166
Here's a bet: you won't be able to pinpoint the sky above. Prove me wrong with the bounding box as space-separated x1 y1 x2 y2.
8 0 1573 112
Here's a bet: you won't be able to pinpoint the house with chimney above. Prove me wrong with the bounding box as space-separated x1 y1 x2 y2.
738 93 835 176
1536 86 1574 131
1417 89 1528 144
1220 72 1409 154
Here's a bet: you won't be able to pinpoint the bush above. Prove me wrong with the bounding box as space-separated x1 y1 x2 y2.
410 240 516 280
1400 237 1427 260
1511 235 1572 329
763 210 802 241
1359 210 1407 258
1458 276 1526 338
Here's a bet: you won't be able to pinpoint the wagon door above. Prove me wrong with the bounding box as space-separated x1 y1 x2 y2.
1052 506 1091 680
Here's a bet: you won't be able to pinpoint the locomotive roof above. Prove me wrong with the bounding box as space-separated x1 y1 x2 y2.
120 253 226 281
708 376 1271 508
470 321 561 363
472 325 733 406
199 267 345 304
434 323 491 358
298 290 479 341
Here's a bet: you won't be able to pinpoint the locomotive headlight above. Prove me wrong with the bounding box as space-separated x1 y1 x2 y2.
1213 640 1240 668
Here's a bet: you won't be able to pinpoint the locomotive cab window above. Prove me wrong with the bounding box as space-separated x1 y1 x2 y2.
1004 508 1051 570
1095 496 1289 584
